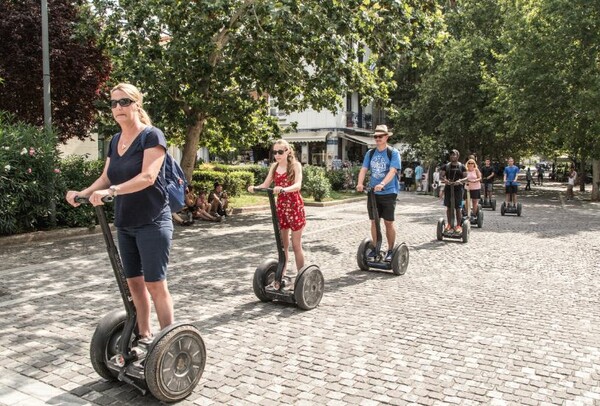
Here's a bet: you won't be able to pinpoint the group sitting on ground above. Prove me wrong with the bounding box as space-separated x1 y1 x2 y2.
172 183 232 225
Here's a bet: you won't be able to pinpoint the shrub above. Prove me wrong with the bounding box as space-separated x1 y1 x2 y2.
326 169 346 191
0 112 62 235
302 165 331 202
192 168 254 197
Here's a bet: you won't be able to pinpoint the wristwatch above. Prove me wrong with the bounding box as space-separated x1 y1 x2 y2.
109 185 118 197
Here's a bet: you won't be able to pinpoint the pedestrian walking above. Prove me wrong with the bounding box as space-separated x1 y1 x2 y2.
566 166 577 200
525 167 533 190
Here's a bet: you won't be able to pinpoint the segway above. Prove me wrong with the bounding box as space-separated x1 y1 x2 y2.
480 183 496 211
461 187 484 228
251 188 324 310
356 189 409 275
437 181 470 243
500 181 522 216
75 197 206 403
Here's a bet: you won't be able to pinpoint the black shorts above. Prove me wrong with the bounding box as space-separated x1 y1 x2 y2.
505 185 518 195
467 189 481 199
367 193 397 221
444 185 463 209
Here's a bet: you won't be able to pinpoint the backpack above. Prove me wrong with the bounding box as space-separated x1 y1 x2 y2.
367 146 401 184
139 127 187 213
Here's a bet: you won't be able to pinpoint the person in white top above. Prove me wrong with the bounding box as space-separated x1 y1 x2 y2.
566 166 577 200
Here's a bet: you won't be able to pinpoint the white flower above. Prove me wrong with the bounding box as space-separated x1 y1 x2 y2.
3 146 9 150
4 164 10 171
20 148 27 155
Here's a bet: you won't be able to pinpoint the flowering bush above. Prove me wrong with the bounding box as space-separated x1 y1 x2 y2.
0 112 62 235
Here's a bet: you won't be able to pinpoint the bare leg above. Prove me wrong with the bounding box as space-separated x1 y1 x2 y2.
145 280 174 330
384 220 396 250
446 207 453 227
370 220 378 246
291 228 305 270
472 199 479 215
278 228 290 288
126 276 152 337
455 208 463 226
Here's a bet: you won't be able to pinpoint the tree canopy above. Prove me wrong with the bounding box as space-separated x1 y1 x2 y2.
0 0 110 142
90 0 446 179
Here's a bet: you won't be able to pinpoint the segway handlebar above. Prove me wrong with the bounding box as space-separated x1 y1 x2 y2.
252 187 285 194
74 196 114 204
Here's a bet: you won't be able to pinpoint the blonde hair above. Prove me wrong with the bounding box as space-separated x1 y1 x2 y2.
466 159 478 170
111 83 152 125
273 139 297 183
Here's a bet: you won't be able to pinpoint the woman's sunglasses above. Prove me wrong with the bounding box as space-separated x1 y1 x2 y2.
273 149 287 155
110 98 135 109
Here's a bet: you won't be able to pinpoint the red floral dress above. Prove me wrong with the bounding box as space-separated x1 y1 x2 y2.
274 170 306 231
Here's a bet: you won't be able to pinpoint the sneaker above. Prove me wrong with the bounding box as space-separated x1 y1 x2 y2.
455 226 463 234
385 250 393 262
444 224 453 232
138 335 154 346
366 249 376 261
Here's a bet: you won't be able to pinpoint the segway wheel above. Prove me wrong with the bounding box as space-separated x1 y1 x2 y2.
294 265 324 310
500 202 506 216
477 210 484 228
461 220 470 243
145 324 206 403
357 237 374 271
491 199 496 211
90 309 131 381
252 259 278 302
436 218 445 241
517 203 522 216
391 243 409 276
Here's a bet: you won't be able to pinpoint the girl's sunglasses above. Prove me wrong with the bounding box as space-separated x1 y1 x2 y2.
273 149 287 155
110 98 134 109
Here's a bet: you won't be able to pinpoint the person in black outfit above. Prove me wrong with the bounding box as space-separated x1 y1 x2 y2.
481 158 495 202
440 150 467 233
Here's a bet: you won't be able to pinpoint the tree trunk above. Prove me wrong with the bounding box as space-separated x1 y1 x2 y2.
181 115 206 182
592 159 600 202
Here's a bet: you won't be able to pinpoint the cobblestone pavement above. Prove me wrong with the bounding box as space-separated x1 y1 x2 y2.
1 185 599 406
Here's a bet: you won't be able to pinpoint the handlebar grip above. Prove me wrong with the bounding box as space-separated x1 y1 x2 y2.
74 196 114 204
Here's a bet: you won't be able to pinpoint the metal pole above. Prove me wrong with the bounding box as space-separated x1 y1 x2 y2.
41 0 51 132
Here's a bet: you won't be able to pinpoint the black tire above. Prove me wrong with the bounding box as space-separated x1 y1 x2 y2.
145 324 206 403
491 199 496 211
294 265 324 310
500 202 506 216
462 220 470 243
436 218 444 241
357 237 373 271
90 309 130 381
391 243 409 276
517 203 522 216
477 210 484 228
252 258 278 302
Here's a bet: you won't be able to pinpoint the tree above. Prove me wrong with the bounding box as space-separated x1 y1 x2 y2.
90 0 446 180
494 0 600 199
0 0 111 142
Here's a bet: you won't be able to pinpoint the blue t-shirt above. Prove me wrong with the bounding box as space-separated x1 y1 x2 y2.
107 126 169 228
362 147 402 195
504 165 519 185
415 165 424 181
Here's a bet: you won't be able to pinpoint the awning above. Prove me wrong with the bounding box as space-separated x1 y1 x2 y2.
282 131 327 143
340 133 376 148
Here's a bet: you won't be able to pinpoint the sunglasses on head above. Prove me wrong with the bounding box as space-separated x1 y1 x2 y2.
273 149 287 155
110 98 135 109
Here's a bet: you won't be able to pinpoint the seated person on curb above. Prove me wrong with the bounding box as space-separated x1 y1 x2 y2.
194 190 222 222
503 157 520 206
440 150 467 234
172 186 195 226
208 182 230 217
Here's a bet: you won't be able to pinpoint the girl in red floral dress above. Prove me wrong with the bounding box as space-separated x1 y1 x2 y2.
248 139 306 289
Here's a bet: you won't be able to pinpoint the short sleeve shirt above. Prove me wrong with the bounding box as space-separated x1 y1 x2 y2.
445 162 466 182
504 165 519 184
107 126 168 228
362 147 402 195
481 166 495 184
415 166 424 180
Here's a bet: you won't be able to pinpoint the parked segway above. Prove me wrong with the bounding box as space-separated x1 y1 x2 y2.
500 181 522 216
356 189 409 275
251 188 324 310
462 187 484 228
75 197 206 403
437 181 470 243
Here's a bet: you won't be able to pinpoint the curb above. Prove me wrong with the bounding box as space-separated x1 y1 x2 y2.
1 197 367 247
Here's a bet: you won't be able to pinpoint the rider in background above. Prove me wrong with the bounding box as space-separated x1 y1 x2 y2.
440 150 467 234
503 157 520 207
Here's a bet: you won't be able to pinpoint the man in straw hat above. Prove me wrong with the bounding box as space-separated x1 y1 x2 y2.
356 125 402 262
